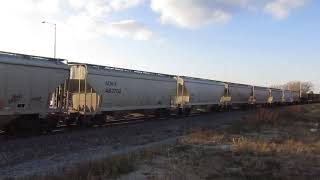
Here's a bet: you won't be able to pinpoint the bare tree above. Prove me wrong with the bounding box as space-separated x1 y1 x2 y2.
270 81 314 94
286 81 313 93
270 85 284 89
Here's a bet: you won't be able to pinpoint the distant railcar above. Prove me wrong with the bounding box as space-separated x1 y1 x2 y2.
307 93 320 102
179 77 226 108
283 90 299 103
283 90 292 103
271 88 283 104
228 83 253 104
255 86 271 104
292 91 300 103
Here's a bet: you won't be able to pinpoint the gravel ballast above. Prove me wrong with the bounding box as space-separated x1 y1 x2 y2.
0 109 275 178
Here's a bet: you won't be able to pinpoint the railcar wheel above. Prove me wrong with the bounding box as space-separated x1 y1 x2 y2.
210 106 220 112
5 123 18 137
4 116 42 136
76 116 84 127
66 117 75 127
225 105 232 112
155 109 171 117
94 114 106 126
77 116 94 127
40 118 58 133
184 108 192 116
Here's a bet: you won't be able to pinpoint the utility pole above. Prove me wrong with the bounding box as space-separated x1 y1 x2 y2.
42 21 57 58
299 81 302 98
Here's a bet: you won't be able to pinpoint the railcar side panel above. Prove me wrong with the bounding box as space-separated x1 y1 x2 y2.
271 89 283 103
0 64 7 111
284 90 294 103
292 91 300 102
255 87 270 104
85 69 177 112
0 64 12 127
284 91 299 103
182 79 225 106
0 53 69 129
228 84 252 104
0 64 68 115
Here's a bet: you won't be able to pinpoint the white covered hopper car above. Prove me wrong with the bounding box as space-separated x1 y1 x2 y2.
271 88 284 104
255 86 272 104
283 90 300 103
228 83 254 104
67 64 179 119
0 52 69 133
179 77 226 108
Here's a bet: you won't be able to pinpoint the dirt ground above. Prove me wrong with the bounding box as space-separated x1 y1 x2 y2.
0 107 251 178
1 104 319 179
119 104 320 180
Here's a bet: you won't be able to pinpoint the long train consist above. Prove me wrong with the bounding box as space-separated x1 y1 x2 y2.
0 51 310 134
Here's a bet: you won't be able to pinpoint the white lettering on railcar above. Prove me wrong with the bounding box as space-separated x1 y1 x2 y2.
105 88 122 94
105 80 122 94
105 81 117 86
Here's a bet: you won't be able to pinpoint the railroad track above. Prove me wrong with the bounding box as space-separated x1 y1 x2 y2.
0 103 306 140
0 111 204 140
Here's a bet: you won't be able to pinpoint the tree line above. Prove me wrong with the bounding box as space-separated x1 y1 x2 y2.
270 81 314 94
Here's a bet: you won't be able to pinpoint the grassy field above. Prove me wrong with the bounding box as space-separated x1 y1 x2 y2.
122 104 320 180
18 104 320 180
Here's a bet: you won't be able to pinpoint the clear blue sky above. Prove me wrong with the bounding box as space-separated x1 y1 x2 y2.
0 0 319 91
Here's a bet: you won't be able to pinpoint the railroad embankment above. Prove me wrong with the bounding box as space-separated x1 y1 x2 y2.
1 104 319 179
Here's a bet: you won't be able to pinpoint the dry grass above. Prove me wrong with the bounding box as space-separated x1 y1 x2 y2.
232 137 320 156
227 105 319 134
180 129 226 145
20 154 137 180
149 105 320 180
14 105 320 180
16 144 168 180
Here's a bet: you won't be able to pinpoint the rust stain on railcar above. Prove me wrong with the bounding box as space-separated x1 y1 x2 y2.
8 94 23 104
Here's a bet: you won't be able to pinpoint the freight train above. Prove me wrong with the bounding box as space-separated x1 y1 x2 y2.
0 51 307 134
301 93 320 103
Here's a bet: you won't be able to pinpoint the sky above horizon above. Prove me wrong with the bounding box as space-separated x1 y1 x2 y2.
0 0 319 91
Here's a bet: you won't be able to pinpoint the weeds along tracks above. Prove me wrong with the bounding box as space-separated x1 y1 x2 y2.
0 111 207 141
0 104 308 141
